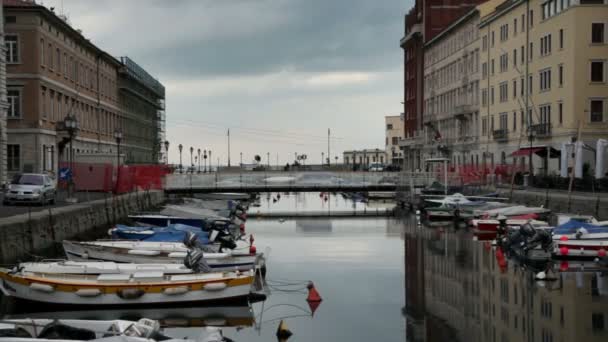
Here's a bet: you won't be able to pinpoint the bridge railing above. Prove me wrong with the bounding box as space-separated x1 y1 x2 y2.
165 171 411 190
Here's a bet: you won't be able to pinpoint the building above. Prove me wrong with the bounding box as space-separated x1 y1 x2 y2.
3 0 165 178
400 0 488 172
385 115 404 166
343 149 387 170
0 4 8 185
422 8 486 168
479 0 608 175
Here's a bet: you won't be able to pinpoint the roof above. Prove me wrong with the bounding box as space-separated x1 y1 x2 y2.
479 0 524 28
3 0 121 67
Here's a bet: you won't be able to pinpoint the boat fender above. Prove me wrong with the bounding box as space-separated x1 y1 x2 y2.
203 282 227 291
127 250 161 256
117 288 145 299
168 252 188 258
75 288 102 297
163 286 189 296
29 283 54 293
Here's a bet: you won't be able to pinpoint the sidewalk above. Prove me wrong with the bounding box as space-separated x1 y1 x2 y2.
0 191 112 219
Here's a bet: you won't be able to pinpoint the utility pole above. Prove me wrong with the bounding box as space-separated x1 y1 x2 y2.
327 128 331 166
227 129 231 167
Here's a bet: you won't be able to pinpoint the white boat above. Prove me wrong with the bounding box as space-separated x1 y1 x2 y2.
63 240 262 272
424 193 475 206
17 261 196 276
479 205 551 218
553 239 608 258
0 318 229 341
0 267 255 306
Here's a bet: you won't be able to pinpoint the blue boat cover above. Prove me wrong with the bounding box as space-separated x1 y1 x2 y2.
111 223 210 244
553 220 608 235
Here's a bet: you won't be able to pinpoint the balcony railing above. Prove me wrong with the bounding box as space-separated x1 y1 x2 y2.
530 123 552 138
493 129 509 142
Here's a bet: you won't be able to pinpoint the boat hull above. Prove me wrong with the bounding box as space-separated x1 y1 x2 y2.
553 240 608 259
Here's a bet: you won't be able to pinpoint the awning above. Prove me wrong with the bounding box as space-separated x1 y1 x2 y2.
510 146 561 158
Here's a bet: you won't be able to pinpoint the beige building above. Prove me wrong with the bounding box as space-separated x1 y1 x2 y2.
3 0 165 178
0 4 8 185
385 115 404 166
479 0 608 175
422 9 483 168
343 149 387 170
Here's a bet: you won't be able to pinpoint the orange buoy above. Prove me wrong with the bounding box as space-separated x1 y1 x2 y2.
306 282 322 302
276 320 293 340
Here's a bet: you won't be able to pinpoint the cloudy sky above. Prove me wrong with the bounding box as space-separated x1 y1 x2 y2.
44 0 409 165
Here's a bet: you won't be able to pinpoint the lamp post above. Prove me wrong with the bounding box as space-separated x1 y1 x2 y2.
203 150 207 173
197 148 201 173
189 147 194 174
64 115 79 202
208 150 212 172
178 144 183 173
164 140 169 165
267 152 270 169
322 152 325 167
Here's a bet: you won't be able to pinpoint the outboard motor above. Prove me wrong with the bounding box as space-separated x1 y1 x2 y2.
523 229 553 252
184 248 212 273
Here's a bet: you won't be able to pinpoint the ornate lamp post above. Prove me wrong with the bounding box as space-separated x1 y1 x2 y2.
197 148 201 173
189 147 194 174
64 115 79 202
204 150 208 173
178 144 183 173
164 140 170 165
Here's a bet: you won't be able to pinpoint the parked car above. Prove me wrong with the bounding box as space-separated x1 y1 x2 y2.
3 173 57 206
368 163 385 172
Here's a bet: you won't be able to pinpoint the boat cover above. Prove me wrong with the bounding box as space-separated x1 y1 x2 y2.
553 220 608 235
111 224 210 244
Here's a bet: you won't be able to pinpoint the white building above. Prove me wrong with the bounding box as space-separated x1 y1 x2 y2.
385 115 404 166
343 149 387 170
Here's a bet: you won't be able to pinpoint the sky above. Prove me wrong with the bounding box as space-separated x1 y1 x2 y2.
43 0 410 165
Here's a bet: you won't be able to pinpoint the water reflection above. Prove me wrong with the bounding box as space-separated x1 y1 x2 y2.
295 219 333 233
249 191 395 214
404 219 608 342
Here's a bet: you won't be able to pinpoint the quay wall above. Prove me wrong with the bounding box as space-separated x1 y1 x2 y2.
498 189 608 220
0 190 164 264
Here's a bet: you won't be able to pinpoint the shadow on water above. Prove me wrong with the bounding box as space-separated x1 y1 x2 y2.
403 216 608 342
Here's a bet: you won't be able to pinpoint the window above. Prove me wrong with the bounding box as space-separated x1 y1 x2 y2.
482 88 488 106
7 89 21 118
529 42 534 60
63 53 68 77
540 68 552 91
49 90 55 120
558 101 563 124
500 53 508 72
392 137 399 145
499 82 508 102
387 124 393 130
521 45 525 65
513 79 517 98
559 29 564 49
592 23 605 44
41 87 47 119
591 61 605 82
482 62 488 79
514 18 518 35
558 64 564 86
522 14 526 32
491 86 495 105
499 113 507 130
540 34 552 56
491 59 495 75
40 39 45 66
7 145 20 171
513 49 517 67
530 10 534 28
500 24 509 41
47 43 53 69
529 75 533 94
521 77 525 96
590 99 604 122
540 104 552 124
513 111 517 131
56 48 61 72
491 31 495 47
5 35 19 63
482 117 488 135
592 313 605 332
482 35 488 51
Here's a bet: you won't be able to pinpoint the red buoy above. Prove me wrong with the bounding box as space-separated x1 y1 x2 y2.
559 236 569 241
559 260 569 272
306 282 322 302
598 249 607 257
560 247 569 255
249 246 257 255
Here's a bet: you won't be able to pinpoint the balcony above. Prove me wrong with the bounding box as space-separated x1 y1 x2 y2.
399 135 423 148
529 123 552 138
493 129 509 142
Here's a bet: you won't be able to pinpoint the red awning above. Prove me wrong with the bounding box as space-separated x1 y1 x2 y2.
510 147 544 157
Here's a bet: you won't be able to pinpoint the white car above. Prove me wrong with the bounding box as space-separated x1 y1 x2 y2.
3 173 57 206
368 164 385 172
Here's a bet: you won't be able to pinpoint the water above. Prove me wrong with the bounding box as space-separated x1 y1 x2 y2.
2 192 607 342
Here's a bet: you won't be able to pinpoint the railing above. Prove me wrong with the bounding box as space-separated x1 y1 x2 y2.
493 129 509 142
530 123 551 138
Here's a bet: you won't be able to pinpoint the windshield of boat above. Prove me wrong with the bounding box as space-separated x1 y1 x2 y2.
11 174 44 186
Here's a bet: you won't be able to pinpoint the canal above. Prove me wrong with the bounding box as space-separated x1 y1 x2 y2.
1 192 607 341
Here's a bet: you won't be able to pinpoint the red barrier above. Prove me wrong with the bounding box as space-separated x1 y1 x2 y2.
58 162 169 194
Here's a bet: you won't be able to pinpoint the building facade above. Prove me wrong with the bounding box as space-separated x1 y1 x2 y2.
343 149 387 170
3 0 165 178
385 115 404 166
479 0 608 175
422 9 484 168
400 0 488 172
0 4 8 185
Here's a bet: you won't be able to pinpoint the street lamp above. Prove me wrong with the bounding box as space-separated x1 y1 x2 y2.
267 152 270 169
164 140 170 165
322 152 325 167
203 149 208 173
197 148 201 173
189 147 194 174
208 150 212 172
64 115 79 202
178 144 183 173
240 152 243 166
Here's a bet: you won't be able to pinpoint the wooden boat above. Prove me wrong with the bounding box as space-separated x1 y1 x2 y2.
0 318 229 341
63 240 262 272
0 267 255 306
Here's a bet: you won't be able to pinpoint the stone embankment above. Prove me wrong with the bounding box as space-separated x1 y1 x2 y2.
0 190 164 264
